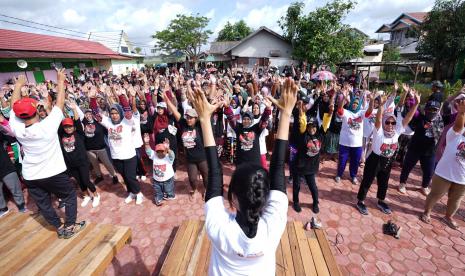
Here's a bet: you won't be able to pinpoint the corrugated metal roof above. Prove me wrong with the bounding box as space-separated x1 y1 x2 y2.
208 41 240 54
0 50 130 60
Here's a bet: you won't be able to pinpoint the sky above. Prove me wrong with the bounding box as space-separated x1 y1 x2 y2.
0 0 435 54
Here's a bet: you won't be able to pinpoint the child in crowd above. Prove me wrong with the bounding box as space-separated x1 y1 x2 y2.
144 134 175 206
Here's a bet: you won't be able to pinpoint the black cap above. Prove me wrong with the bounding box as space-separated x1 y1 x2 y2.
425 100 441 110
307 116 318 126
432 80 444 88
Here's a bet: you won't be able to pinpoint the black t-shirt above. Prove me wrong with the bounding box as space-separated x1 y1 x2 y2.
153 115 178 153
296 131 322 175
59 119 89 167
235 123 262 165
0 133 16 179
428 92 444 103
81 118 108 151
408 114 438 156
179 118 206 163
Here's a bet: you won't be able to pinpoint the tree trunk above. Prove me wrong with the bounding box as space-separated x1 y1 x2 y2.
433 60 441 80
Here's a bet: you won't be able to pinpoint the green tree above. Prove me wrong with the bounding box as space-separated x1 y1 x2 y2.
134 47 142 54
279 0 364 66
216 20 253 41
417 0 465 80
153 14 212 67
382 46 401 62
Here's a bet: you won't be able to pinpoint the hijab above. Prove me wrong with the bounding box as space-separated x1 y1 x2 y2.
110 104 123 125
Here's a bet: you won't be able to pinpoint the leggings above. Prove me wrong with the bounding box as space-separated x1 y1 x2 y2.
292 173 319 213
357 153 392 202
337 145 362 178
187 160 208 191
68 163 96 193
87 149 116 177
0 171 25 209
135 147 147 177
113 156 141 194
425 174 465 218
395 134 412 165
399 148 435 188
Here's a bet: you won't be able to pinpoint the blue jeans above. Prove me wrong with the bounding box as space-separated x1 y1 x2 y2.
337 145 362 179
152 177 174 201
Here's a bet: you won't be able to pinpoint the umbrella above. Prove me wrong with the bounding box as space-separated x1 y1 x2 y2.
311 71 336 81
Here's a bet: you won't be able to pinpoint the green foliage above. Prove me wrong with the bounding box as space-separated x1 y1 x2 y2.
279 0 364 66
417 0 465 78
382 46 401 62
217 20 253 41
153 14 212 60
444 79 463 98
134 47 142 54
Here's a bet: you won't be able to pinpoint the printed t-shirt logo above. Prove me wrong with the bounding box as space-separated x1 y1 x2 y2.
84 124 96 138
456 141 465 166
109 125 123 144
306 139 321 157
380 143 398 158
182 129 197 149
154 164 166 178
62 135 76 152
239 131 255 151
348 116 362 130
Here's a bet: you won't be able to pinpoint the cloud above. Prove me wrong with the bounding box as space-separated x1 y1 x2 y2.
205 9 216 19
243 5 288 33
62 9 86 25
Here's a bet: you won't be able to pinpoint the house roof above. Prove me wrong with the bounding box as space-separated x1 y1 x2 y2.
375 12 427 33
208 41 240 54
220 26 289 54
0 28 124 58
0 50 129 60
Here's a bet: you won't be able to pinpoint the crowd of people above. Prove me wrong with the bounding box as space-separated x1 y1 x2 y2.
0 62 464 272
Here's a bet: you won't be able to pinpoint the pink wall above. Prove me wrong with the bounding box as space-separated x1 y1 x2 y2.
1 69 74 85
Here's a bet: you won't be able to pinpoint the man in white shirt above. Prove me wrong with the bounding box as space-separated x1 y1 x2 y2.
9 70 85 239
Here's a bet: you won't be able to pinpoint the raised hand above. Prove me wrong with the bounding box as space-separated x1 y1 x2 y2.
402 83 410 93
275 78 298 115
88 86 97 98
394 81 399 92
187 87 222 122
57 68 66 83
15 75 27 87
457 99 465 113
143 133 150 144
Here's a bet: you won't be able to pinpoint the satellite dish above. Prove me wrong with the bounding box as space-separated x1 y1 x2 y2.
17 59 28 69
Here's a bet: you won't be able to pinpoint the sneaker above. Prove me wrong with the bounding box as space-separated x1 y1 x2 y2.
135 193 144 205
293 202 302 213
398 183 407 194
334 176 341 183
81 196 92 207
58 199 65 209
383 220 402 239
124 193 135 204
112 176 119 185
0 208 9 218
18 204 27 213
92 193 100 207
356 201 369 215
57 225 66 239
165 195 176 200
136 176 140 181
140 175 147 181
421 187 431 196
312 203 319 214
310 217 322 229
94 176 104 185
352 178 359 185
63 221 86 239
154 199 163 206
377 200 392 214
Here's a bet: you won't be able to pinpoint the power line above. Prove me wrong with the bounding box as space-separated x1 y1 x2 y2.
0 14 154 47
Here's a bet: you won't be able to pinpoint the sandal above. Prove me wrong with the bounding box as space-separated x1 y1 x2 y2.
442 217 459 230
420 213 431 224
63 221 86 239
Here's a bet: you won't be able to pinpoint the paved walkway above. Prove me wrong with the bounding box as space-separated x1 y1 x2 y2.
11 160 465 275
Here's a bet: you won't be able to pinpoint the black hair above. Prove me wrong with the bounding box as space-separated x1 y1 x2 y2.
228 164 270 225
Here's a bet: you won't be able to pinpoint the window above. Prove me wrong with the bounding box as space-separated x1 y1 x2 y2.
120 46 129 53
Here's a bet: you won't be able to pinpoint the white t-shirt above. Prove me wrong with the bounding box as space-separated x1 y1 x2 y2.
100 115 136 160
371 121 405 158
339 109 366 147
9 106 67 180
363 109 377 138
131 112 143 148
435 127 465 185
226 107 241 138
146 149 174 182
205 191 288 276
259 128 269 155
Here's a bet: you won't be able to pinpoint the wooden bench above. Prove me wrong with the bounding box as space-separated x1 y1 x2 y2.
160 220 342 276
0 212 132 276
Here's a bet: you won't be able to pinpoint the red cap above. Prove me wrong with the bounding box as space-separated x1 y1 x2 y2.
61 118 74 127
13 97 38 119
155 143 166 152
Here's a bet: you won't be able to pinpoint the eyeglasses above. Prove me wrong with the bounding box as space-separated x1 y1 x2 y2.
385 121 396 125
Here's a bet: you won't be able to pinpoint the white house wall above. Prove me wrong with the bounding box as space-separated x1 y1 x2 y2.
111 59 144 75
231 31 293 59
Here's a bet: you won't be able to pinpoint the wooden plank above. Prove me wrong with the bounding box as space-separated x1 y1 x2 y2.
15 224 95 276
178 220 202 275
275 240 286 276
293 221 318 276
44 224 113 276
315 229 342 276
0 211 29 233
279 223 295 276
0 214 41 240
307 229 330 276
69 226 132 276
0 215 48 257
193 228 212 276
186 222 206 276
0 226 56 273
160 220 194 276
287 222 305 276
